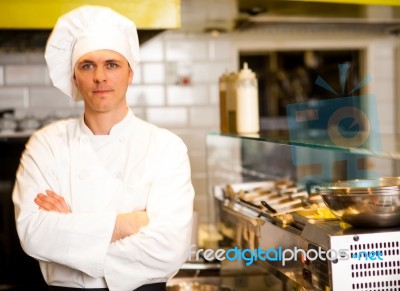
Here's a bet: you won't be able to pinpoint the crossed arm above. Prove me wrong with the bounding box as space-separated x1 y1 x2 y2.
34 190 149 243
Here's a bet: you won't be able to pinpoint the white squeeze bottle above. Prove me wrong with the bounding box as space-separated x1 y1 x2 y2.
236 62 259 134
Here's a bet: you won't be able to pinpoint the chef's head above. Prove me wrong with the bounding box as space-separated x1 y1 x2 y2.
44 5 140 100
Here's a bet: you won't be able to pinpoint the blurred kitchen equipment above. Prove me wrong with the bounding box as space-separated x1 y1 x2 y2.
214 179 400 290
167 282 232 291
0 108 14 117
218 72 229 133
234 179 320 217
312 177 400 227
260 200 277 214
18 114 41 133
217 180 323 229
226 72 238 133
0 109 17 133
291 208 337 224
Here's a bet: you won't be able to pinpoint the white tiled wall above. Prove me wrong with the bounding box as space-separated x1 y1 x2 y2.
0 30 398 224
5 65 48 85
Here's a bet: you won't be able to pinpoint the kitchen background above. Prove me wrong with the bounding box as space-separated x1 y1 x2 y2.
1 0 399 224
1 0 400 288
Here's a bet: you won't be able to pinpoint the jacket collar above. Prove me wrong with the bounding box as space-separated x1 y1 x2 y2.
79 108 134 136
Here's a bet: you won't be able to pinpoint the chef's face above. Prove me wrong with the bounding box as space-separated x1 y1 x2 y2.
73 49 133 114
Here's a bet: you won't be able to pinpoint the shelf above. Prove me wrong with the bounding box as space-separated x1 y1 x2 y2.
208 130 400 160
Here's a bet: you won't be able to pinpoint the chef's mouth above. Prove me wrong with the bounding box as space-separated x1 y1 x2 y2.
93 89 113 94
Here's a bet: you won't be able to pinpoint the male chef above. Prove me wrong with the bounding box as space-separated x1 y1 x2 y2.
12 5 194 291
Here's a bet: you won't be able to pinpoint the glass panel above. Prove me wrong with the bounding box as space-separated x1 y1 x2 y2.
206 132 400 224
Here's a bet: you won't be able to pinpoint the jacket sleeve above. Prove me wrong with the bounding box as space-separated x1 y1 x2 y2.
104 134 195 291
12 131 117 278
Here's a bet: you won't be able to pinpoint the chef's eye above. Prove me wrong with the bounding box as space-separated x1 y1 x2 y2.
106 63 119 69
81 63 94 70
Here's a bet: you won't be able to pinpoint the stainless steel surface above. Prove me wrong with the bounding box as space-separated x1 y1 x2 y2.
215 181 400 291
167 282 232 291
181 262 222 271
313 177 400 227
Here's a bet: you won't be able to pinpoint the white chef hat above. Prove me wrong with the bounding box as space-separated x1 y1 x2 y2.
44 5 140 100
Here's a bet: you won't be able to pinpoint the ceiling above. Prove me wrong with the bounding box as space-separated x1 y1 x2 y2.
180 0 400 34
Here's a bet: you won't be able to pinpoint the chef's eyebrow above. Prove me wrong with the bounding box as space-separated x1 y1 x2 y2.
77 59 124 64
104 59 124 63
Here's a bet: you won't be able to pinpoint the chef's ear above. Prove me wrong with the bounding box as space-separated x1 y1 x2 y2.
128 66 134 83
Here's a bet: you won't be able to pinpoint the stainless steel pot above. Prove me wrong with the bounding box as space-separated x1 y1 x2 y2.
312 177 400 228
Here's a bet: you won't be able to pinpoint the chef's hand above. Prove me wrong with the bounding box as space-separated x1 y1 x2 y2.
34 190 71 214
111 211 149 243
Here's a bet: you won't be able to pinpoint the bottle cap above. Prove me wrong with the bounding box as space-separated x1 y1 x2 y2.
238 62 255 79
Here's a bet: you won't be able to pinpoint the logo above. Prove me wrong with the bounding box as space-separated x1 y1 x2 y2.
351 250 383 261
286 63 381 184
188 245 384 267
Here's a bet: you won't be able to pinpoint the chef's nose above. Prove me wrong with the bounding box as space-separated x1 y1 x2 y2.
94 67 106 83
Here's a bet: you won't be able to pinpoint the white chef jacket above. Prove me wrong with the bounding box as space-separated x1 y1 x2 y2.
12 109 194 291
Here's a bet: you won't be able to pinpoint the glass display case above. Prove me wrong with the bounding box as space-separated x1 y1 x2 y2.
205 130 400 290
206 130 400 222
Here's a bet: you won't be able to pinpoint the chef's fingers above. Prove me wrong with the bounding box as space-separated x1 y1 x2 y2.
34 192 69 214
37 193 65 213
45 189 62 198
46 190 71 213
34 194 58 212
